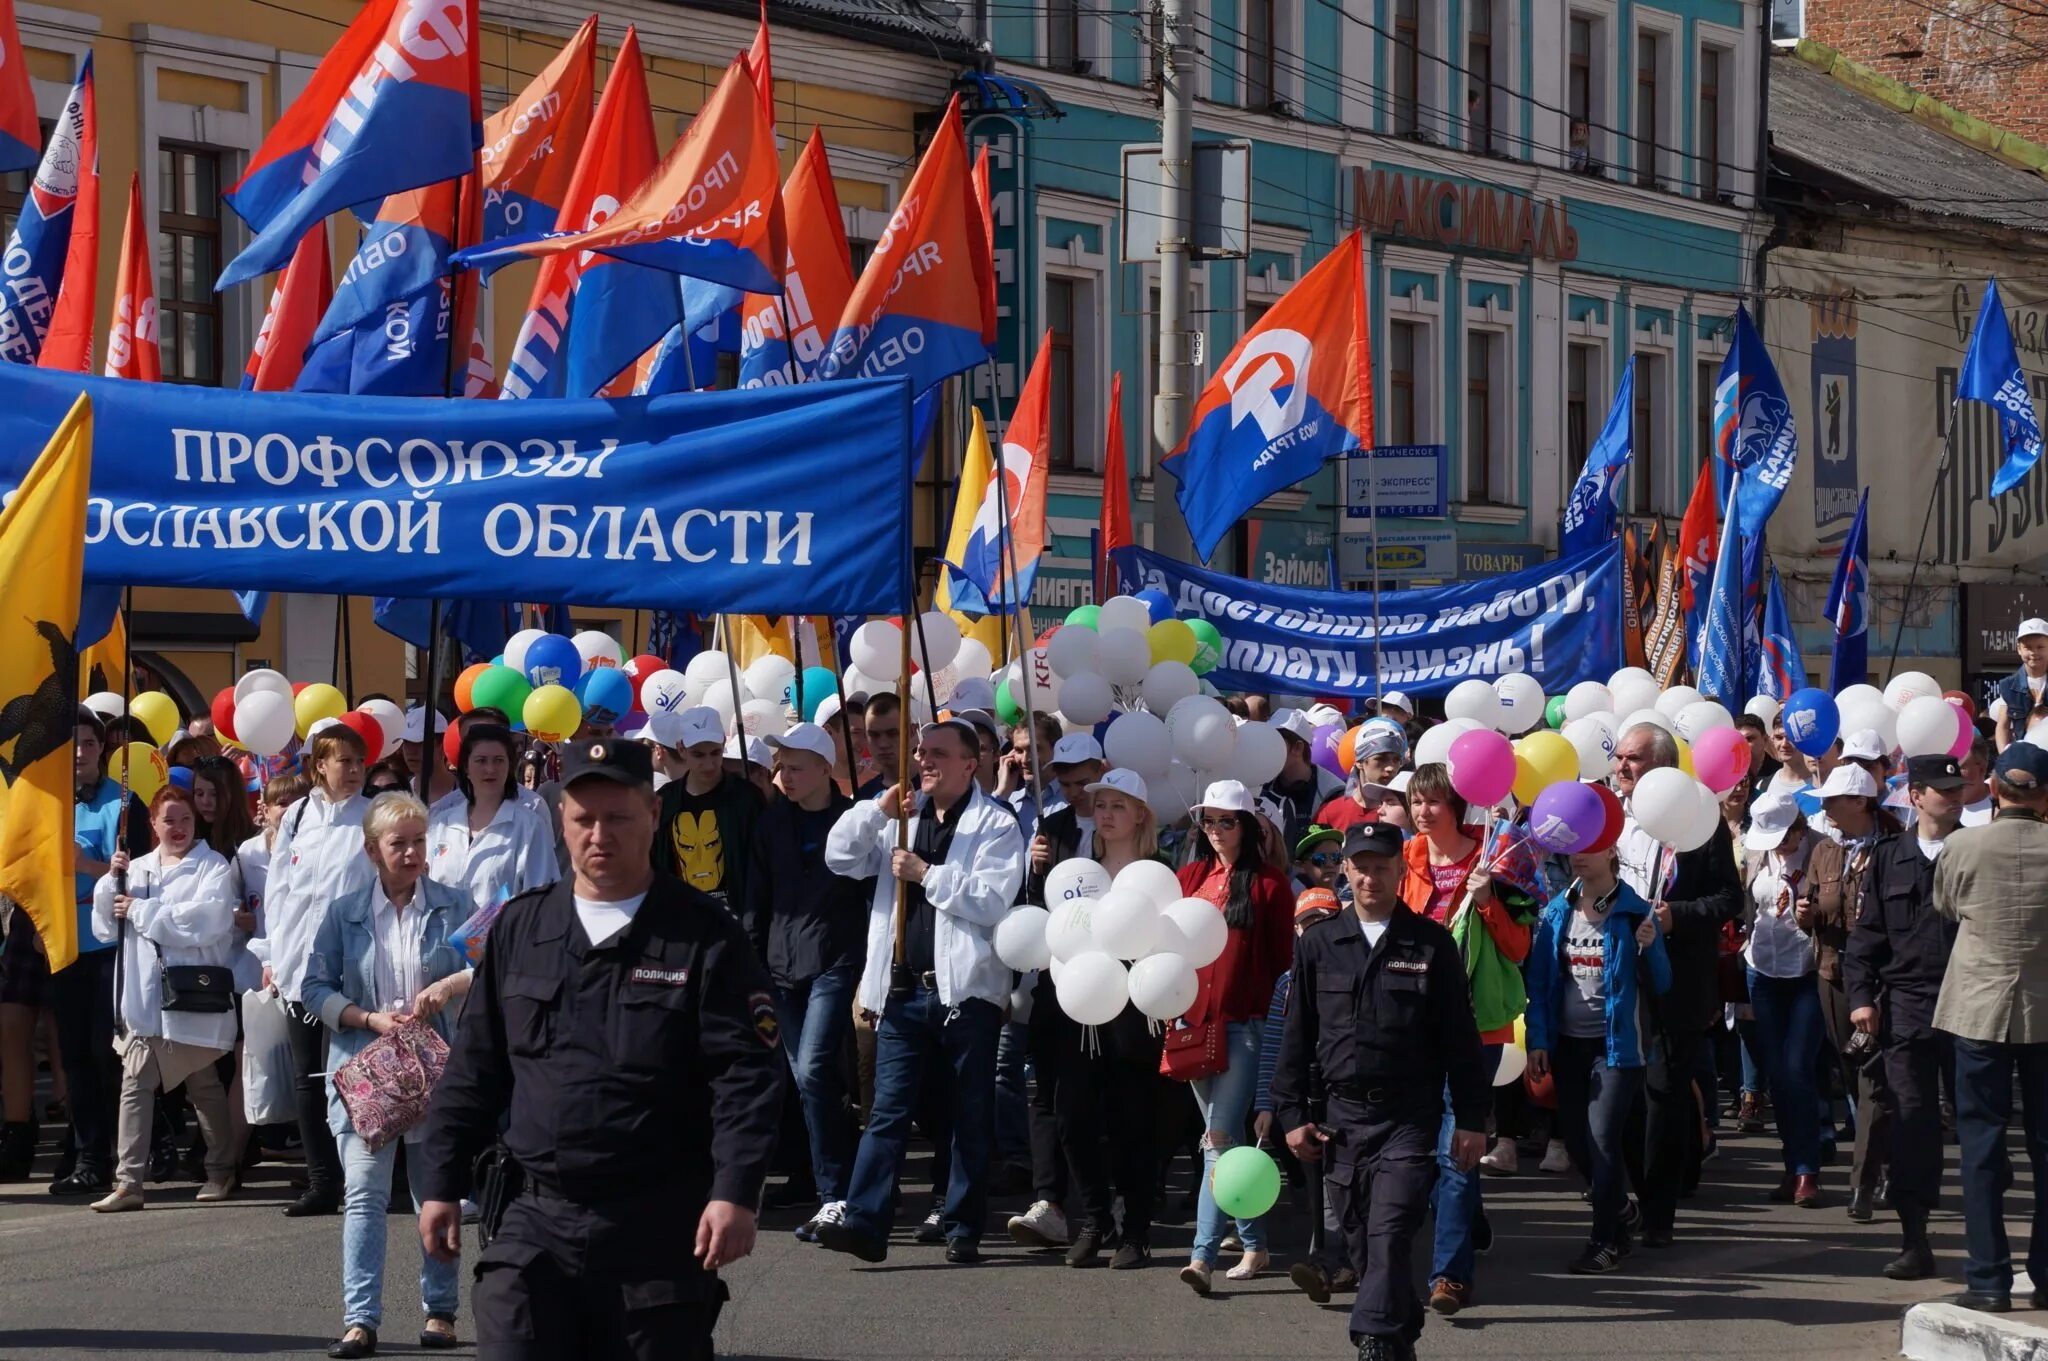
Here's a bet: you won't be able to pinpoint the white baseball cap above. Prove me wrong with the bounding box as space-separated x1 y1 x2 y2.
659 706 724 751
1271 709 1317 744
724 734 772 766
1050 733 1105 767
1361 769 1413 804
1084 767 1150 802
402 704 449 742
1303 702 1345 729
1839 728 1887 762
1194 779 1256 815
1370 690 1414 716
1815 764 1879 801
2019 617 2048 641
1743 788 1805 852
765 721 835 764
948 677 998 714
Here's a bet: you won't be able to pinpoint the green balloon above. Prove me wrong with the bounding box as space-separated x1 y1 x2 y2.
471 664 532 719
995 680 1022 726
1065 604 1101 631
1545 695 1569 729
1186 618 1224 675
1212 1144 1281 1220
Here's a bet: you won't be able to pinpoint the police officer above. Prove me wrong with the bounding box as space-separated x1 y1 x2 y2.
415 738 787 1360
1844 752 1963 1283
1272 823 1490 1361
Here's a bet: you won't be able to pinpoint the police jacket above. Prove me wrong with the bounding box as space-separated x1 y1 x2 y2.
1270 904 1489 1136
742 789 867 989
414 873 786 1208
1843 830 1950 1041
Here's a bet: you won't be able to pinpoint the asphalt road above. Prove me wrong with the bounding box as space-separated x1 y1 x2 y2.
0 1126 2006 1360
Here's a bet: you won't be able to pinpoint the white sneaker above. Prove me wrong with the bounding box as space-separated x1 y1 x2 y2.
1540 1139 1571 1174
1007 1199 1069 1248
1479 1137 1518 1176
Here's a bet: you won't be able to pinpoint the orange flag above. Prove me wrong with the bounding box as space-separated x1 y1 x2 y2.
1100 372 1133 598
104 172 159 381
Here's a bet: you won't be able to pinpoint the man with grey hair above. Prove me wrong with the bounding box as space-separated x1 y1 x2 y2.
1611 720 1740 1247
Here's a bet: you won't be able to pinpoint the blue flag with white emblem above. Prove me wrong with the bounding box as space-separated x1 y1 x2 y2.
1562 355 1634 558
1697 472 1748 710
1960 280 2046 498
1750 562 1807 703
1823 489 1869 694
1712 306 1799 544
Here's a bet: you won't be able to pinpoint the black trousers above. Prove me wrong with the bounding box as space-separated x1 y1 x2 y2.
1882 1031 1945 1213
1638 1026 1703 1235
1819 973 1889 1192
284 1001 342 1195
50 947 118 1174
1052 1040 1161 1240
1323 1096 1437 1347
1024 980 1073 1207
476 1188 727 1360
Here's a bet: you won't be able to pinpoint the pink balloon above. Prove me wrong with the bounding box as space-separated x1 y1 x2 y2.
1693 726 1752 795
1445 728 1516 807
1949 709 1976 760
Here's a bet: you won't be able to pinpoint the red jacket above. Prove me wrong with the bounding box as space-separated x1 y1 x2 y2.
1177 859 1295 1025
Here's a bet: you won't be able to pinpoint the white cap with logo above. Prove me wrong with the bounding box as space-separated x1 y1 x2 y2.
1084 767 1150 802
765 722 836 764
1050 733 1105 767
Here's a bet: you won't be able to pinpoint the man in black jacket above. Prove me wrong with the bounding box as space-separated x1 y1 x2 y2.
1612 721 1742 1248
651 706 763 910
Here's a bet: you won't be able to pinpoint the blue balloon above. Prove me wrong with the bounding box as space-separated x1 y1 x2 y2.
167 766 195 790
1136 588 1175 625
522 634 581 689
575 668 635 724
785 665 839 722
1782 687 1840 757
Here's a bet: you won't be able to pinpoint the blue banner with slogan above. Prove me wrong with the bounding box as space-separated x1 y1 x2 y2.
1111 541 1622 699
0 367 915 616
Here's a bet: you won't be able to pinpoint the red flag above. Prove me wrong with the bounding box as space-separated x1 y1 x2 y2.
1100 372 1132 599
0 0 39 173
480 15 596 240
242 227 333 391
970 143 997 350
104 172 158 381
748 0 774 131
36 59 96 373
737 130 852 385
955 330 1053 606
1677 455 1718 614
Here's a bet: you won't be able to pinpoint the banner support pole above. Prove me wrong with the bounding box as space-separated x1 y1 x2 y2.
1886 414 1953 686
417 600 444 800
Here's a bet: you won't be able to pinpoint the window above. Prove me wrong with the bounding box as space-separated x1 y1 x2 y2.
1697 355 1721 479
1465 330 1506 502
1566 342 1595 490
0 122 48 243
1047 276 1078 471
1467 0 1494 154
1567 16 1599 172
1631 350 1668 515
1635 32 1662 187
1393 0 1421 135
1699 48 1723 199
1047 0 1081 69
1388 320 1418 445
157 144 224 385
1245 0 1277 107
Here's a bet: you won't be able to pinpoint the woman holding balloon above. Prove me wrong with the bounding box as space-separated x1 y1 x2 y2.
1740 788 1827 1207
426 723 559 922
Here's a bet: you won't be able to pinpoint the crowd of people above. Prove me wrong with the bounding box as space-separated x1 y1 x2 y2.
4 629 2048 1361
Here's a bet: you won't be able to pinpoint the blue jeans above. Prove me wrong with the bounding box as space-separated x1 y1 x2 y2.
1551 1034 1646 1247
993 1019 1031 1166
843 987 1002 1243
339 1130 459 1331
778 962 860 1204
1190 1019 1265 1264
1430 1043 1500 1285
1952 1037 2048 1297
1747 970 1824 1175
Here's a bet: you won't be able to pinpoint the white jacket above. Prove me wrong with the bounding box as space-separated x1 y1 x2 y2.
426 795 559 916
260 789 374 1003
827 784 1025 1013
92 843 239 1050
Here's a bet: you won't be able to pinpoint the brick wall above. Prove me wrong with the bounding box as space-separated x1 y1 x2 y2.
1803 0 2048 137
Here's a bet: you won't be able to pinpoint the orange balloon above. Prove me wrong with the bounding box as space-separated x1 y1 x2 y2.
453 662 490 713
1336 724 1362 775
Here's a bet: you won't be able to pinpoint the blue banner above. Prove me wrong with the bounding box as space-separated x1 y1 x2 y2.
0 367 915 616
1110 542 1621 699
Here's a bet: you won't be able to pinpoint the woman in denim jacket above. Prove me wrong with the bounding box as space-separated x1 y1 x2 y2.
301 792 473 1359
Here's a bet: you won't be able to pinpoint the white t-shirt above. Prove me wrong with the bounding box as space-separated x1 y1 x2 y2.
370 884 426 1015
1918 835 1946 862
1961 796 1993 827
1359 916 1387 949
575 891 648 949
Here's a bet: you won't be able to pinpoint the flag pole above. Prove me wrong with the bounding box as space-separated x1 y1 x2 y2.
717 616 756 783
975 355 1012 669
890 589 913 977
112 586 134 1040
1365 448 1384 708
1886 410 1955 685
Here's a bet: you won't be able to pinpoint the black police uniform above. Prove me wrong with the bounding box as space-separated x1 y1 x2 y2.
1272 824 1490 1357
416 739 787 1361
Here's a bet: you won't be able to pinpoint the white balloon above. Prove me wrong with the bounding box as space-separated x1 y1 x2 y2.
1674 700 1735 743
1898 695 1962 758
1691 780 1726 847
1103 711 1173 775
1836 683 1887 713
1091 890 1162 959
1045 857 1112 907
1159 897 1228 968
1140 660 1199 715
1059 672 1115 727
1006 646 1062 714
639 670 690 715
501 631 547 677
1056 952 1130 1026
1046 899 1099 962
739 698 788 738
1655 685 1704 719
1632 767 1704 848
573 630 624 673
1111 858 1185 909
1128 952 1200 1021
682 649 729 690
741 656 796 710
1149 767 1192 827
848 623 903 683
994 907 1053 971
357 698 405 758
1607 668 1661 721
1097 627 1153 686
1619 707 1675 737
1495 1043 1527 1086
1046 625 1100 679
1744 695 1782 724
1444 678 1505 731
1839 695 1899 755
953 638 993 681
1414 717 1481 769
234 690 296 758
1564 681 1614 723
703 680 743 729
913 611 962 673
840 665 881 701
84 691 125 719
1225 720 1283 786
1097 595 1153 635
233 667 293 706
1884 671 1943 710
1562 715 1619 780
1494 673 1547 734
1177 710 1236 769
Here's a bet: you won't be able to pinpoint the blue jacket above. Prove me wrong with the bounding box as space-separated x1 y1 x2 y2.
1996 666 2047 733
1526 881 1673 1069
73 778 124 954
300 876 471 1138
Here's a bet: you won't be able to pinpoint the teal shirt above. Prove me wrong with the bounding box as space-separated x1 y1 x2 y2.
74 777 123 954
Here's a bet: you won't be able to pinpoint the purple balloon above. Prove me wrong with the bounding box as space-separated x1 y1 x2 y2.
1311 723 1345 777
1528 780 1606 855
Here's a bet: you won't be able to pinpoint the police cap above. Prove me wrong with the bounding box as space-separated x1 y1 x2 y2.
1340 822 1403 860
560 736 654 791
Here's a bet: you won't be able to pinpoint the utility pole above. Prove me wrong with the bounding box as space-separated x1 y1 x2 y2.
1150 0 1197 565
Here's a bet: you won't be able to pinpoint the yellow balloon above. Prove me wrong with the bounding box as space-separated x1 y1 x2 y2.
110 742 168 805
129 691 180 747
1520 731 1578 788
1513 1014 1528 1049
294 682 348 739
1510 749 1546 806
1674 735 1695 778
1147 618 1197 667
523 684 582 743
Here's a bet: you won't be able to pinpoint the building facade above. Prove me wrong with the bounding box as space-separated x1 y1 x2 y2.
1788 0 2046 139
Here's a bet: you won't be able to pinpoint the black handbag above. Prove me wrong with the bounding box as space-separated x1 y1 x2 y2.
151 941 234 1014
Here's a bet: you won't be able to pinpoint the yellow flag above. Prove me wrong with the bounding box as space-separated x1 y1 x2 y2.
717 615 840 672
78 598 125 695
0 393 93 972
936 409 1009 663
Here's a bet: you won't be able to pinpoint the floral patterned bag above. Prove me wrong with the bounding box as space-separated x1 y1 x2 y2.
333 1019 449 1151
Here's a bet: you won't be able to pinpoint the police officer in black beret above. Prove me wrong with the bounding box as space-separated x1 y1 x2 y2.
1272 822 1490 1361
415 737 787 1360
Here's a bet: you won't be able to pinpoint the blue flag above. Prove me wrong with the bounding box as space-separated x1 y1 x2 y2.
1751 563 1807 703
1712 306 1799 543
1960 280 2046 498
1696 473 1748 710
1823 489 1869 693
1561 355 1634 557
